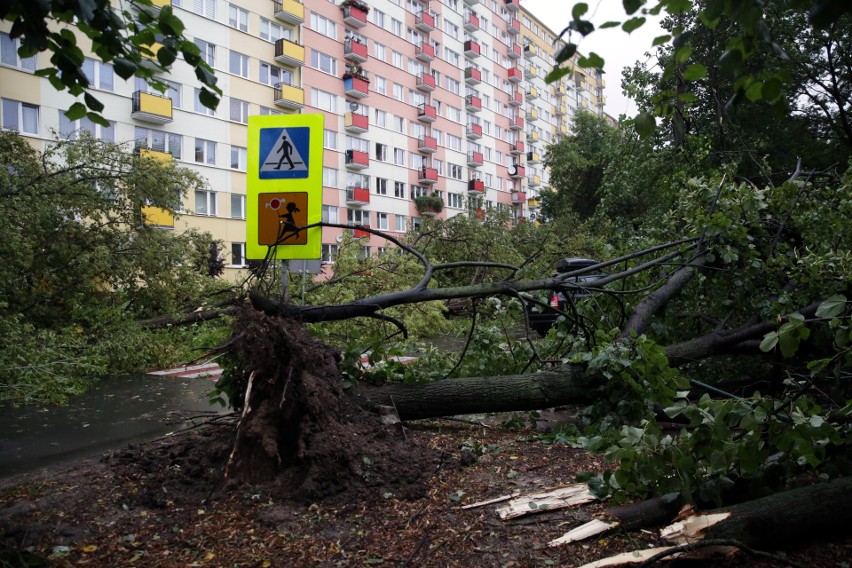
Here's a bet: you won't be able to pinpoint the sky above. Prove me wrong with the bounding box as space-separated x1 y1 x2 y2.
520 1 665 117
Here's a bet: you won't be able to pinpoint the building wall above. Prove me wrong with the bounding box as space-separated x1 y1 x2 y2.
0 0 604 276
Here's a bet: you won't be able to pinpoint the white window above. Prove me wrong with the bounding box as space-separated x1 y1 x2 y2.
310 12 337 39
371 8 385 27
324 129 338 149
310 49 337 75
374 109 386 127
374 42 386 61
447 134 462 151
312 89 338 113
135 127 182 158
375 76 386 95
391 18 403 36
443 48 460 66
260 62 291 86
323 167 338 187
322 243 339 262
392 51 403 67
394 181 405 198
446 77 460 94
1 33 37 70
393 115 405 133
392 83 403 101
230 146 247 170
443 20 459 39
322 205 339 223
394 148 405 165
376 177 388 195
259 106 282 116
165 80 182 108
1 99 38 134
229 51 249 78
82 58 114 91
395 214 407 232
194 138 216 165
194 39 215 67
231 194 246 218
448 193 464 208
228 5 248 31
231 242 246 266
375 143 388 161
194 88 216 115
195 190 217 216
348 208 369 225
193 0 215 18
449 164 463 179
377 212 389 230
230 98 249 123
260 18 289 42
59 112 115 142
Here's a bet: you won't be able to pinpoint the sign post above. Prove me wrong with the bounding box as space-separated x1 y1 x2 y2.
246 114 324 261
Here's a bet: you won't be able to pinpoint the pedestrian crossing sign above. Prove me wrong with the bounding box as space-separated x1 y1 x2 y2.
246 114 324 260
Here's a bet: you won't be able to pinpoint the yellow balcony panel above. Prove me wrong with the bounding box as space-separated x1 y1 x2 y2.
142 206 175 229
138 148 173 162
274 0 304 25
132 91 173 123
274 82 305 109
150 0 171 7
275 38 305 67
140 42 163 70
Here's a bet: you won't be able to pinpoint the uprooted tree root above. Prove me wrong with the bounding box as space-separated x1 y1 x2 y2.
219 307 434 502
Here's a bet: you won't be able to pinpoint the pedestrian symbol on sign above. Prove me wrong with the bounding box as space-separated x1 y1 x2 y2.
258 127 310 179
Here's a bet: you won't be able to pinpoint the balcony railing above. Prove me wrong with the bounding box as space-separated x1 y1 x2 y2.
509 163 525 178
416 42 436 61
508 42 521 59
344 111 369 133
344 38 368 62
342 4 368 28
463 11 479 31
273 82 305 109
346 186 370 205
511 191 526 203
507 67 522 82
418 136 437 153
345 149 369 169
510 141 524 155
509 115 524 130
131 91 173 123
464 39 481 58
509 90 523 106
508 18 520 35
465 94 481 112
505 0 520 11
416 11 435 31
526 151 540 164
466 123 482 139
525 86 538 100
343 74 370 98
274 38 305 66
416 73 436 92
467 151 483 167
467 179 485 193
418 167 438 184
274 0 304 24
417 103 437 122
465 67 481 85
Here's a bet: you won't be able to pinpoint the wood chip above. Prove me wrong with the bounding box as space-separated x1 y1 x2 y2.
548 519 619 547
495 483 597 520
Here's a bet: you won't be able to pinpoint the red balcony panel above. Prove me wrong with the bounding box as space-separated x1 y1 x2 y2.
416 42 436 61
465 67 481 84
508 67 522 82
343 76 370 98
511 191 526 203
508 18 520 34
346 186 371 205
509 90 522 106
464 40 481 58
509 115 524 130
417 103 437 122
353 227 371 239
465 94 481 112
342 5 368 28
467 151 483 166
466 123 482 139
468 179 485 193
344 111 369 133
509 163 525 178
345 149 369 169
416 11 435 31
418 167 438 183
416 73 436 91
464 12 479 31
508 42 521 59
418 135 437 152
505 0 520 11
510 141 525 154
344 39 368 62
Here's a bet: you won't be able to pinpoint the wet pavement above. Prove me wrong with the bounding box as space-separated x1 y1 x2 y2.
0 374 225 479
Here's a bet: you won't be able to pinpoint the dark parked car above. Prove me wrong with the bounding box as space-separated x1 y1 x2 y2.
526 258 606 336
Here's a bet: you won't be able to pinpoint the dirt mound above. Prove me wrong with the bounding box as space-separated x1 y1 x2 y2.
200 308 437 502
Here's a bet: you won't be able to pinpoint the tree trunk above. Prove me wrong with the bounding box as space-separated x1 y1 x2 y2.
353 365 602 420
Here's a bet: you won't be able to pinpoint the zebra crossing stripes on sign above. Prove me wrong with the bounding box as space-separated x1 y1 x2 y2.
258 127 310 179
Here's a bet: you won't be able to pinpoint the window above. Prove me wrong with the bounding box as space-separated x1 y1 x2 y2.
135 127 182 158
194 39 216 67
230 98 249 123
394 148 405 165
392 83 403 101
165 80 182 108
393 115 404 133
59 111 115 141
443 20 459 39
1 33 37 70
228 4 248 31
310 50 337 75
229 51 249 78
374 109 386 127
443 48 460 66
82 58 114 90
194 88 216 115
375 178 387 195
391 18 403 36
259 106 281 116
260 18 289 42
230 146 247 170
371 8 385 28
323 129 338 149
446 77 460 94
446 134 462 151
392 51 403 67
323 167 338 187
260 62 290 86
410 185 428 199
374 76 386 95
322 205 339 224
374 42 386 61
194 138 216 165
195 190 217 215
375 143 387 161
310 13 337 39
231 194 246 218
322 244 339 262
448 193 464 208
348 209 369 225
311 89 338 112
449 164 463 179
1 99 38 134
193 0 215 18
377 212 389 230
395 214 407 232
394 181 405 198
231 242 246 266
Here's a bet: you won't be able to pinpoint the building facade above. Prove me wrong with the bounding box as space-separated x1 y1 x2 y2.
0 0 604 279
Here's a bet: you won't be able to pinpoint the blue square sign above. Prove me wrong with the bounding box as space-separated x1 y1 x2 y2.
258 126 311 179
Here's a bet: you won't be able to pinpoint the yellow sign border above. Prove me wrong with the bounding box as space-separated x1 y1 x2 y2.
246 114 324 260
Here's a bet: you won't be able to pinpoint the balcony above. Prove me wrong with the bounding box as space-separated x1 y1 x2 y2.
509 90 523 106
467 178 485 193
466 123 482 139
342 3 369 28
528 175 541 187
131 91 173 123
559 124 569 135
472 208 486 220
418 135 437 153
509 115 524 130
463 0 479 5
344 39 368 62
526 130 539 143
274 38 305 67
507 18 520 35
528 108 539 121
140 42 163 71
465 94 482 112
418 167 438 184
527 197 540 208
345 149 369 170
416 11 435 32
467 151 483 167
353 227 371 239
343 74 370 98
526 150 540 164
508 42 521 59
505 0 520 11
463 11 479 31
511 191 526 204
416 73 436 92
416 42 436 61
274 0 304 24
346 186 370 206
463 39 480 58
556 103 566 116
525 86 538 101
555 84 567 97
417 103 437 122
142 205 174 229
507 67 522 82
510 141 524 155
523 43 536 58
464 67 481 85
525 64 538 80
509 163 525 178
344 111 369 133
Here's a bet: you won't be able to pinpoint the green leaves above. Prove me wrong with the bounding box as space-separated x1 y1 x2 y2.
622 16 646 33
816 295 847 318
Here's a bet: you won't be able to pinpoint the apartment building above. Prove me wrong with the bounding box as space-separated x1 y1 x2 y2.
0 0 604 278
